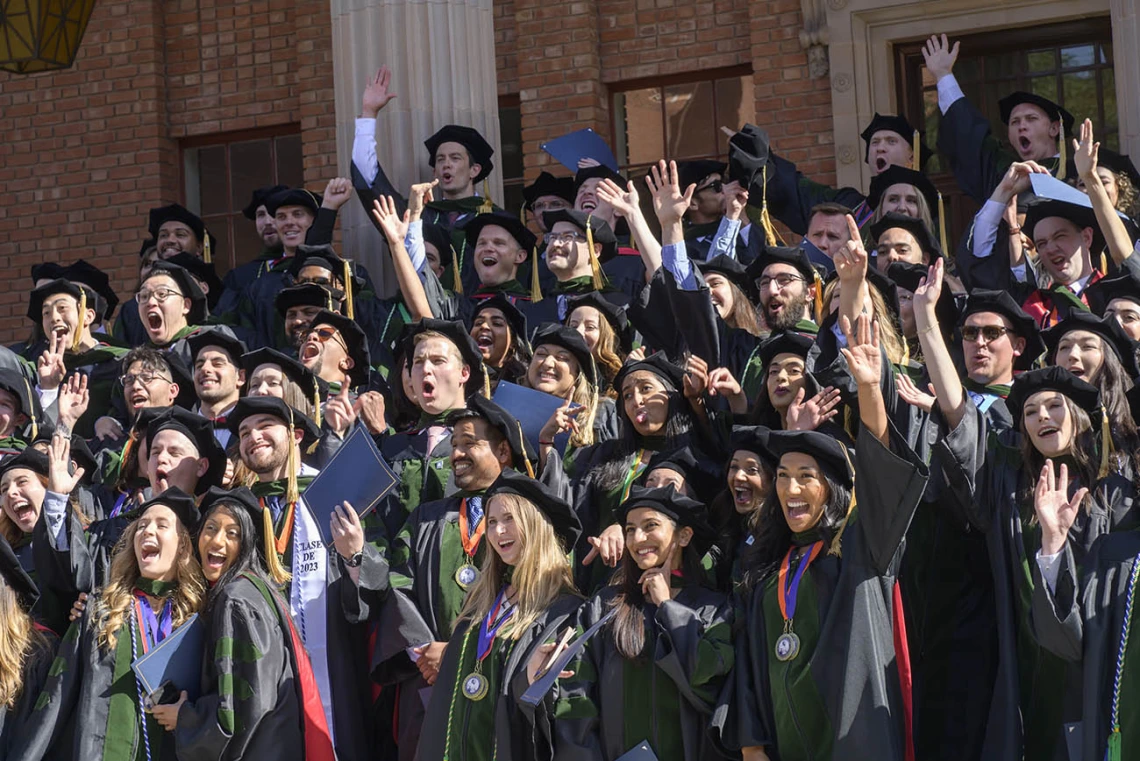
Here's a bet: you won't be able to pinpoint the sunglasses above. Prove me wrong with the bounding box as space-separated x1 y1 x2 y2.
961 325 1011 344
696 180 724 194
308 325 347 349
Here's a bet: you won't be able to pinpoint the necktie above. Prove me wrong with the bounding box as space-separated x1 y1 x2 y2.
467 495 484 540
267 494 284 524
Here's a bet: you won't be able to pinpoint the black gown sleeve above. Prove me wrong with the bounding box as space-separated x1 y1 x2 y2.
1029 541 1084 663
853 420 929 574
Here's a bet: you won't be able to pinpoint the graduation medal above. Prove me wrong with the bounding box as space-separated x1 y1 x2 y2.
455 564 479 590
464 587 515 701
456 497 486 591
775 540 824 663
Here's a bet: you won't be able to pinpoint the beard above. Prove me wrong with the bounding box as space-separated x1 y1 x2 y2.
242 441 289 477
765 290 811 332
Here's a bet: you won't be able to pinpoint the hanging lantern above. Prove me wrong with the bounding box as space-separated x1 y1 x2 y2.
0 0 98 74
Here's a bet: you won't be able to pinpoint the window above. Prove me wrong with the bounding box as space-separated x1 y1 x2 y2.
895 17 1115 246
181 126 305 273
611 67 755 175
498 94 525 215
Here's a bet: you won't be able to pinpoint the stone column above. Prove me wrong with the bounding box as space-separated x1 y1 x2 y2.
329 0 503 292
1111 0 1140 160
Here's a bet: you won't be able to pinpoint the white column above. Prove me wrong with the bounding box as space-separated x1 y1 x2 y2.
1111 0 1140 160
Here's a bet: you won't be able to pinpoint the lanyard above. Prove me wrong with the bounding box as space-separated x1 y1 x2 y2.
458 497 486 558
777 540 824 623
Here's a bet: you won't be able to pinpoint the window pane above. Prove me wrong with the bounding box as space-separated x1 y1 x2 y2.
230 139 273 212
498 105 524 181
615 88 665 167
502 182 525 219
1028 75 1058 103
1103 68 1118 129
231 212 265 265
203 216 233 271
1061 44 1095 70
715 76 752 139
955 57 979 85
198 146 228 217
1062 71 1097 121
276 135 304 189
665 81 715 158
923 90 944 174
1026 49 1055 73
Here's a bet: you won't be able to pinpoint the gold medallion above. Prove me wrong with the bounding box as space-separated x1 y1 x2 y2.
461 671 489 701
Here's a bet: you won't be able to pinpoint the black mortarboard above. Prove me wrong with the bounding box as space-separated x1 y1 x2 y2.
870 213 943 261
275 283 337 317
243 185 289 220
644 446 722 502
30 262 65 284
144 261 208 324
144 407 227 493
1086 270 1140 316
1043 311 1140 378
241 348 323 402
757 330 815 369
422 224 454 268
199 485 261 530
727 123 771 195
471 295 529 348
148 204 205 242
823 265 900 317
26 279 99 327
462 212 537 255
0 534 37 608
573 165 625 193
523 172 575 208
612 352 685 395
485 467 581 549
186 326 247 367
886 262 959 329
164 353 200 410
729 426 778 467
0 448 49 480
226 396 321 445
63 259 119 321
403 318 487 398
766 429 854 489
860 113 933 168
866 165 939 213
264 188 321 217
542 209 619 261
450 394 537 473
564 291 634 355
424 125 495 184
619 484 715 555
959 289 1045 370
287 244 362 290
676 160 727 191
308 309 371 387
1006 366 1101 431
0 368 39 426
1023 198 1099 242
696 255 750 290
532 323 597 386
998 92 1076 135
29 429 97 484
165 253 225 311
745 244 819 285
138 238 157 258
136 486 200 533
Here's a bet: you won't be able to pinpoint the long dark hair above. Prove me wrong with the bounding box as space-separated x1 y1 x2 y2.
739 470 852 590
1087 343 1140 474
1017 396 1097 520
595 380 693 492
196 501 269 612
607 531 705 661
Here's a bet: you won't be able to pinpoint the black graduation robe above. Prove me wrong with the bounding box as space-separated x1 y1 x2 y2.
0 628 57 757
417 591 583 761
766 150 872 235
549 581 735 760
716 422 929 761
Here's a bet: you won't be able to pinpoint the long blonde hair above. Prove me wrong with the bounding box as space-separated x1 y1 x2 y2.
588 317 626 397
457 493 577 639
870 185 935 232
822 279 907 366
0 582 47 707
93 512 205 652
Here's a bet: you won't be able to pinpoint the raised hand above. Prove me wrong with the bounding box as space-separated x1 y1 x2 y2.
372 196 410 245
57 373 90 432
582 523 624 567
912 258 944 323
355 391 388 435
922 34 959 81
596 178 641 219
896 373 936 414
361 65 397 118
408 179 439 221
645 160 695 227
1073 118 1099 180
785 386 842 431
321 177 354 211
324 384 357 436
994 160 1050 203
47 432 85 495
723 180 749 221
839 314 882 387
833 214 868 283
707 367 748 414
683 354 709 400
1034 460 1087 556
330 502 365 561
538 400 582 444
36 331 67 391
577 157 601 169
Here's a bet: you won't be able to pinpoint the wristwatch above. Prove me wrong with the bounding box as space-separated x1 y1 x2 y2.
342 550 364 568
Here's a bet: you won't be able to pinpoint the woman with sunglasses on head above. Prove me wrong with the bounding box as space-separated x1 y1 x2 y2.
543 485 734 760
148 487 335 761
418 469 583 761
564 293 634 397
16 489 205 761
717 314 929 761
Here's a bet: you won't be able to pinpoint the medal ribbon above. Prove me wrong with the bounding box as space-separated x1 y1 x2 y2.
260 496 296 556
132 591 174 654
458 497 486 557
777 540 824 624
477 587 516 662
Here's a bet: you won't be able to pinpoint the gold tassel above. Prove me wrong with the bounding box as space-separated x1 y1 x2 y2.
530 247 544 303
1101 251 1109 276
342 259 355 320
72 288 87 352
586 215 604 291
937 192 949 256
479 180 493 214
203 232 212 264
516 421 536 478
812 271 824 324
1057 133 1067 181
1099 406 1114 479
262 507 292 584
760 164 779 247
827 448 857 557
285 420 299 506
451 244 464 296
312 385 322 428
22 378 36 441
630 234 637 253
482 369 491 400
912 130 920 171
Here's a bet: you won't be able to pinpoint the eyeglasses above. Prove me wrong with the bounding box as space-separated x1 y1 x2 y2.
532 200 571 214
728 464 764 477
120 372 172 387
308 325 348 349
756 274 805 290
696 180 724 194
961 325 1011 344
544 232 586 245
297 276 334 288
135 287 182 304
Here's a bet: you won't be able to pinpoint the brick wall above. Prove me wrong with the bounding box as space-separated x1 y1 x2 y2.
0 0 336 346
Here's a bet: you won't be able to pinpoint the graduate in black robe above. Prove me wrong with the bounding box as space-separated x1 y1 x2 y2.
716 314 929 761
548 485 734 760
417 469 584 761
150 487 336 761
